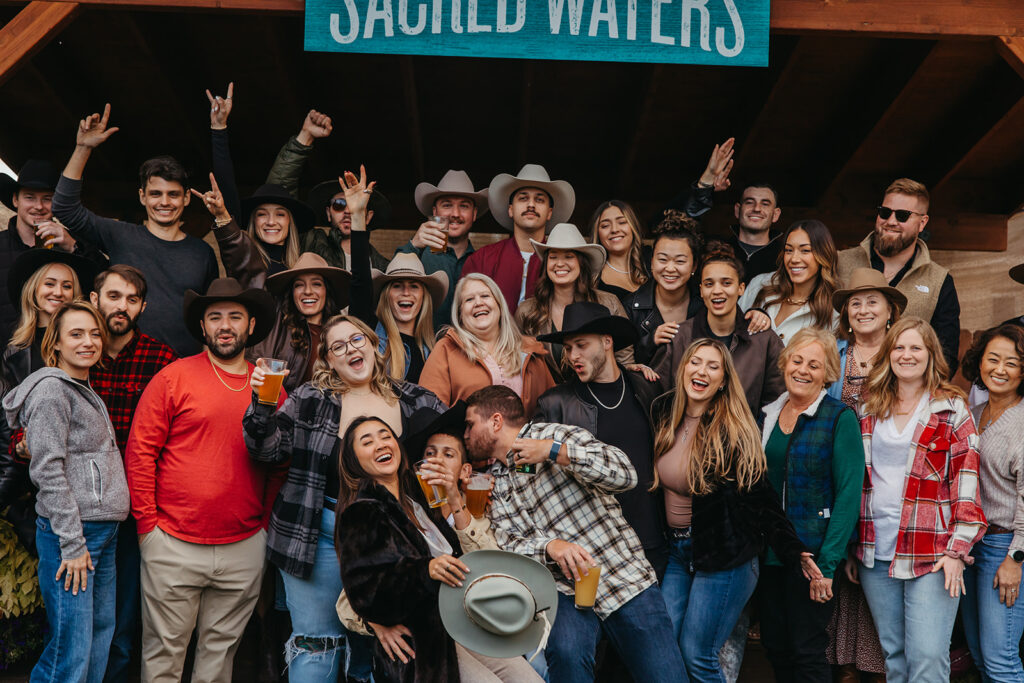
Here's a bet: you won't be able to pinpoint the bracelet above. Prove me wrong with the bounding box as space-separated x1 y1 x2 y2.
214 216 232 228
549 440 562 463
697 180 714 189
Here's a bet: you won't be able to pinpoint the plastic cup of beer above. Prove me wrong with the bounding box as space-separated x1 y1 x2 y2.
429 216 450 254
415 460 448 509
574 564 601 610
256 358 287 405
465 473 493 518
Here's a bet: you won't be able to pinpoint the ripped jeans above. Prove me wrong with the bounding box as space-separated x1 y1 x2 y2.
280 503 374 682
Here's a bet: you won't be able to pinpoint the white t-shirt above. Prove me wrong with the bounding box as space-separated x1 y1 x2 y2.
870 394 928 561
519 251 534 304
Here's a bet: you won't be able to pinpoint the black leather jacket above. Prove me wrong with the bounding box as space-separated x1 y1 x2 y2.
622 281 705 365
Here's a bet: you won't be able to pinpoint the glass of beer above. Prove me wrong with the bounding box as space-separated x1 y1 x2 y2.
574 564 601 610
256 358 288 405
429 215 450 254
415 460 448 508
465 473 493 517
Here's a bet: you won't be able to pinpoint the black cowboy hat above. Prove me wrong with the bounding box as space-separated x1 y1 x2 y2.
240 184 316 234
7 248 102 308
0 160 59 209
182 277 277 347
403 401 468 463
307 180 392 231
537 301 639 351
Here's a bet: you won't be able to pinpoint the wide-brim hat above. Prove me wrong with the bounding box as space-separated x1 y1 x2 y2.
403 401 467 462
487 164 575 231
183 278 277 347
1009 263 1024 285
7 248 101 308
832 267 908 313
529 223 606 275
537 301 638 351
371 253 449 311
307 179 392 230
414 170 489 217
0 159 59 209
264 251 351 308
439 550 558 659
240 183 316 234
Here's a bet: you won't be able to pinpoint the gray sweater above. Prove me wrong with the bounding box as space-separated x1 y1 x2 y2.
973 400 1024 555
3 368 129 558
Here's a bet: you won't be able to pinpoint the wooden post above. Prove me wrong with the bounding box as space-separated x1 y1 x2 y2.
0 1 80 88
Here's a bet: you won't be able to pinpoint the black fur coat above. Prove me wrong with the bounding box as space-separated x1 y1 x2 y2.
337 477 462 683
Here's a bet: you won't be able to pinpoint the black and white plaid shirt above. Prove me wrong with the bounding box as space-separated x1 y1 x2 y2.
487 421 656 619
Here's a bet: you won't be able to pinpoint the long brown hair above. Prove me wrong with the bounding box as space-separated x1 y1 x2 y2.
651 339 766 495
40 300 108 369
862 317 964 420
588 200 649 288
281 276 341 352
519 250 599 335
753 220 838 329
310 315 397 401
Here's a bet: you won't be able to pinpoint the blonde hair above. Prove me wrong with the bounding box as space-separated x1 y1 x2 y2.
651 339 766 495
376 279 436 379
11 263 83 349
450 274 523 376
40 300 108 369
884 178 930 212
310 315 397 401
778 327 841 385
247 204 301 269
587 200 649 289
862 316 963 420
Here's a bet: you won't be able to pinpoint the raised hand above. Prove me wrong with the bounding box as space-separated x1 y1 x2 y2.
76 103 119 149
338 165 376 230
297 109 333 145
206 82 234 130
190 172 231 222
699 137 735 190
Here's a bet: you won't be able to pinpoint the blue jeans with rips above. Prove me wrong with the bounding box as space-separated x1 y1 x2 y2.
962 532 1024 683
32 516 119 683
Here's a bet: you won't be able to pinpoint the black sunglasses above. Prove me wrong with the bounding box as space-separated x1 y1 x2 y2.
876 206 923 223
330 198 348 212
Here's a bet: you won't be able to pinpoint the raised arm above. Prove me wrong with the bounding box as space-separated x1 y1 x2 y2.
266 109 333 196
193 172 267 288
340 166 381 328
510 423 638 494
207 82 242 221
62 103 119 182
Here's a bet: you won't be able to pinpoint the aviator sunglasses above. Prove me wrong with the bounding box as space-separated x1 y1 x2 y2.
876 206 924 223
330 198 348 212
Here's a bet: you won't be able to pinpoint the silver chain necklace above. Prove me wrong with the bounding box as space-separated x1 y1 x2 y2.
587 375 626 410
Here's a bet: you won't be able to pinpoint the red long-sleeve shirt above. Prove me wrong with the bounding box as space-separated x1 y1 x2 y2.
125 353 286 544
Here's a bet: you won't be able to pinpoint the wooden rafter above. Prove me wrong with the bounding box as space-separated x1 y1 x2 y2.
997 36 1024 80
932 96 1024 201
0 1 79 87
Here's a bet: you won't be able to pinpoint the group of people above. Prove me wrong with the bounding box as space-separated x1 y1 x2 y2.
0 88 1020 683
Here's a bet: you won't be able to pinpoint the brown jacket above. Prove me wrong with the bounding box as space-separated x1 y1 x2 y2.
213 219 268 290
419 329 556 416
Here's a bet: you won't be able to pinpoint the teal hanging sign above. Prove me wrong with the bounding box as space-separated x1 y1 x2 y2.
304 1 770 67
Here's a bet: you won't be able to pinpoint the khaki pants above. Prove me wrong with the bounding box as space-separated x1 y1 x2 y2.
139 527 266 683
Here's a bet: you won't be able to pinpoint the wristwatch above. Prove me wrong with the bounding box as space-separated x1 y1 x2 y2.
549 440 563 464
1012 550 1024 563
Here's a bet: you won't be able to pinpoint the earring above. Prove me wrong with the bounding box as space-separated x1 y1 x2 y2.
886 319 891 329
848 327 853 334
718 386 725 392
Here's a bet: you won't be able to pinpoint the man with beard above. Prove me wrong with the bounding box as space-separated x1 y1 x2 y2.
837 178 960 370
125 278 285 683
87 265 177 682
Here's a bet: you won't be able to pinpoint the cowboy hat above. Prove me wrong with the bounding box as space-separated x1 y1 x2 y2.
487 164 575 231
1009 263 1024 285
832 268 908 313
7 248 102 308
307 180 392 230
414 170 489 216
182 278 277 347
530 223 606 275
372 253 449 311
264 251 351 307
403 401 468 462
0 160 59 210
537 301 638 351
439 550 558 660
240 184 316 234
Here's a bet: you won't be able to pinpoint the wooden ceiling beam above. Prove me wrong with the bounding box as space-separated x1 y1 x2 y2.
771 0 1024 38
997 36 1024 80
0 1 79 88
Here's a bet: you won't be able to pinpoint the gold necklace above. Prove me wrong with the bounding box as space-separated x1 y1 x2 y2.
210 360 250 392
784 297 808 306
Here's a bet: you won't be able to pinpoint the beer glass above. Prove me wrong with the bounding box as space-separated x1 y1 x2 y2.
256 358 288 405
415 460 448 508
574 564 601 610
429 215 450 254
464 473 493 517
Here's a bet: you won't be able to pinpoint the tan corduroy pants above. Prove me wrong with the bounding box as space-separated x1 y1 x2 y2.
139 527 266 683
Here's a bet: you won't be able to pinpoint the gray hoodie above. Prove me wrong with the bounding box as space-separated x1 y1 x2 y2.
3 367 129 558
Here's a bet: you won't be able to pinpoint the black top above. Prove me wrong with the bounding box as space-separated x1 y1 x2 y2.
263 243 289 277
29 327 44 374
402 333 425 383
596 244 654 305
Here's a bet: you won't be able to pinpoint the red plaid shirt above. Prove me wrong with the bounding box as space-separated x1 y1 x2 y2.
855 395 987 579
91 331 177 455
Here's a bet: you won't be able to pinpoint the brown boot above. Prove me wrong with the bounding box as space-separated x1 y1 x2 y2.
834 664 860 683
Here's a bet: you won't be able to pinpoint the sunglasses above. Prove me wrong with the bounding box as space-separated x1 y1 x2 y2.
330 198 348 212
876 206 924 223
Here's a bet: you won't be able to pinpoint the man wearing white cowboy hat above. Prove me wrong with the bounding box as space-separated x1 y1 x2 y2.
461 164 575 315
395 169 488 326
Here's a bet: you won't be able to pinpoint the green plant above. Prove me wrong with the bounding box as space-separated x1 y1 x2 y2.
0 517 42 619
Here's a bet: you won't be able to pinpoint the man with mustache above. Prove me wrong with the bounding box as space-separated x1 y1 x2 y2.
125 278 285 683
837 178 960 370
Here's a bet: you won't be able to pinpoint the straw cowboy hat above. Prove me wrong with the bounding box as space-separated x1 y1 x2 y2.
537 300 639 351
371 253 449 310
264 251 352 304
307 179 392 230
7 248 102 307
832 267 908 313
439 550 558 660
414 170 489 216
0 160 59 209
183 278 277 347
240 183 316 234
487 164 575 231
529 223 606 275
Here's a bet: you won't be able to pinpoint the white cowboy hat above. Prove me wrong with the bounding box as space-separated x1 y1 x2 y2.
529 223 607 276
487 164 575 231
414 170 489 216
371 252 449 311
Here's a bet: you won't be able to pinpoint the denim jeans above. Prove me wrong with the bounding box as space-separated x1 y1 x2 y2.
858 560 960 683
962 532 1024 683
545 584 684 683
32 516 119 683
660 534 759 682
280 503 374 682
103 517 140 682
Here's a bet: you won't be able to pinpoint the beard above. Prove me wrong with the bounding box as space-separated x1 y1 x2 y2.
464 429 496 464
874 226 917 257
576 348 608 384
104 310 138 337
204 329 249 360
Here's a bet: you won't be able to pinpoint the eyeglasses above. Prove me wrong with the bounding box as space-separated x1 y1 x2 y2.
876 206 924 223
328 334 366 357
330 198 348 212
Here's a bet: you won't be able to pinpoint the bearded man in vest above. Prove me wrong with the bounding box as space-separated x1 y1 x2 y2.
837 178 960 371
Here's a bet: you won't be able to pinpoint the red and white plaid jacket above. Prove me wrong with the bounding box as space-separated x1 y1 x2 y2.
855 394 987 579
